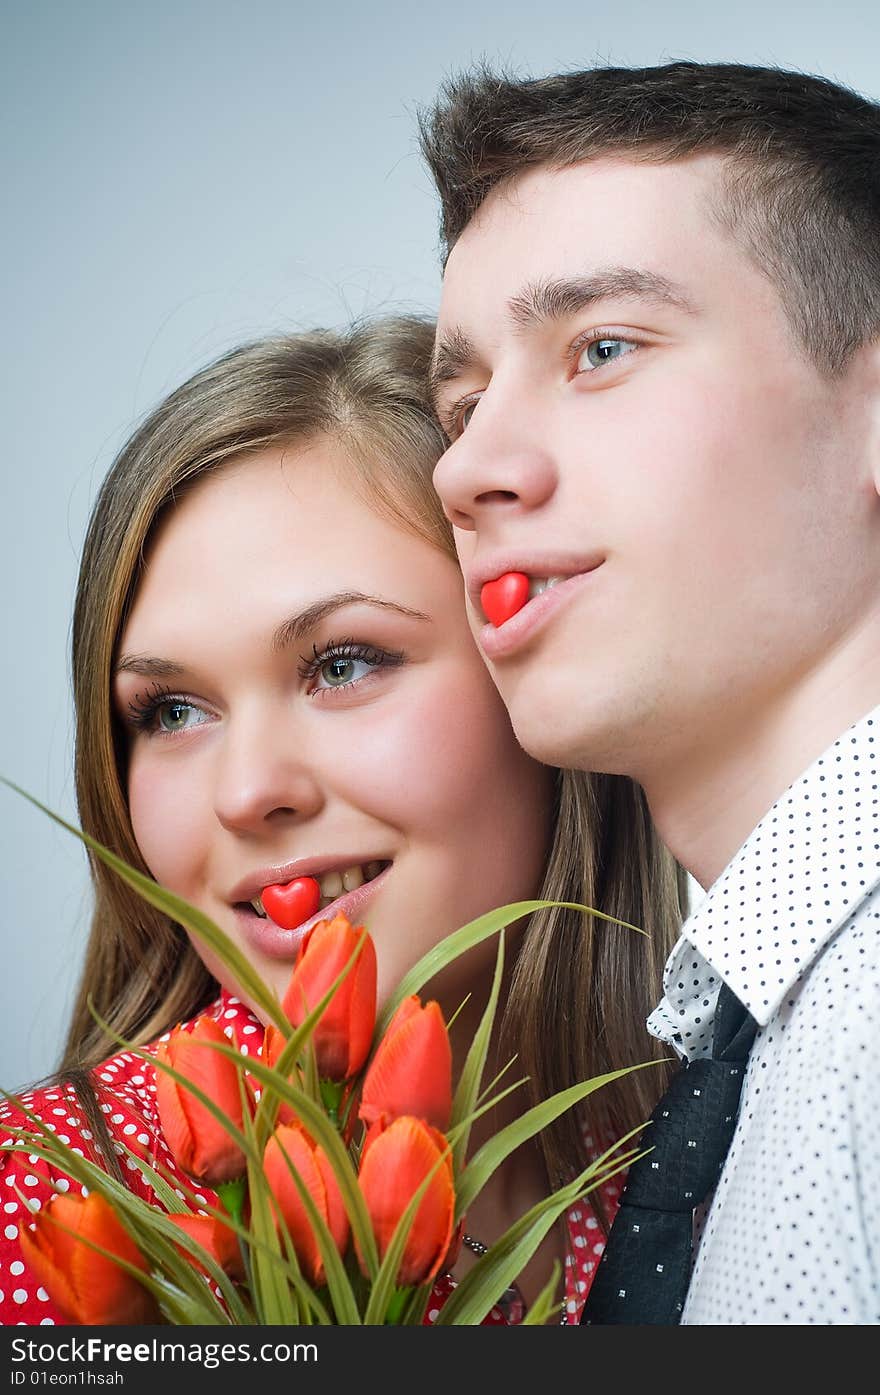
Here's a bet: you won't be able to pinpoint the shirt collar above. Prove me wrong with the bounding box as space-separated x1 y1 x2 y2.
675 703 880 1027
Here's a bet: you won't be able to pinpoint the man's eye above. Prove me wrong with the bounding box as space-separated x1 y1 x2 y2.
577 337 639 372
453 396 481 434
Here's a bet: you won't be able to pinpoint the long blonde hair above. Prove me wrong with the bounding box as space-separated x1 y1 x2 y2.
66 315 687 1189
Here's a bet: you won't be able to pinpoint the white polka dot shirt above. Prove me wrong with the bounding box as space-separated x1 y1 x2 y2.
647 704 880 1324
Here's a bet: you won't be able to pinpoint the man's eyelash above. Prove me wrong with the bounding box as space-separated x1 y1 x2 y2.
296 638 405 682
441 394 481 441
441 328 643 438
567 327 643 368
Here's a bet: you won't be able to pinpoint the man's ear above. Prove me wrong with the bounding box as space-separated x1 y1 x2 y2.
864 338 880 500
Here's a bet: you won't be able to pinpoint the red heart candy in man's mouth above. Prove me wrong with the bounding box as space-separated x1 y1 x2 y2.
260 877 322 930
480 572 530 628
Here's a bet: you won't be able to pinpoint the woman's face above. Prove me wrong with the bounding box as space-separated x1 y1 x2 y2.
113 441 555 1019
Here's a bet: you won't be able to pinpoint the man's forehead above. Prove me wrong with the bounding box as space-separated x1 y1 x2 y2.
465 149 724 229
435 153 731 342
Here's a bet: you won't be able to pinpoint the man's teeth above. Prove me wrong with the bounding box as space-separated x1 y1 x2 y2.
528 575 565 599
250 860 385 918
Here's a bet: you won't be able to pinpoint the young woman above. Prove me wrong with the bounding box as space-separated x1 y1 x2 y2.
0 317 687 1325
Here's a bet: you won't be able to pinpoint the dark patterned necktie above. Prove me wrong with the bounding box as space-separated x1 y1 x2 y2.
580 979 758 1325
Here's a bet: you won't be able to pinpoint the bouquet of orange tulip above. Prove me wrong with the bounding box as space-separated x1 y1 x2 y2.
1 783 650 1327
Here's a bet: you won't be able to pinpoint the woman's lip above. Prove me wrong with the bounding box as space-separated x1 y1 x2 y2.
476 566 604 660
232 863 392 961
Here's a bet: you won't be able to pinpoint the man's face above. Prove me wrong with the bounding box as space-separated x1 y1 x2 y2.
431 156 877 781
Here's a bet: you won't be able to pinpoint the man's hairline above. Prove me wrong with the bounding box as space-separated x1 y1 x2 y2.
429 146 814 403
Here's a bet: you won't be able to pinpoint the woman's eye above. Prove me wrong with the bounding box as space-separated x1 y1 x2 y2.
315 655 375 689
156 700 208 732
577 337 639 372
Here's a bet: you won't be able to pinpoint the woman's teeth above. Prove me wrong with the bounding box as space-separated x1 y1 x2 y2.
528 575 564 599
250 861 385 918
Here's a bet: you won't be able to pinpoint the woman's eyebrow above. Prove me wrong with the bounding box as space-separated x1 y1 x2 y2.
114 655 186 678
114 594 431 677
272 593 431 653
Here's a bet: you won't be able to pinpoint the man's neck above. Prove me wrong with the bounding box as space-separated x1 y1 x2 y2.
642 642 880 891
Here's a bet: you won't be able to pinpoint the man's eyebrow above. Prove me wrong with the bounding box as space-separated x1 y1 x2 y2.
114 593 431 676
507 268 697 330
429 267 696 411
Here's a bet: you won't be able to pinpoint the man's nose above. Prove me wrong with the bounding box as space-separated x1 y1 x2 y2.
432 396 557 532
213 709 324 834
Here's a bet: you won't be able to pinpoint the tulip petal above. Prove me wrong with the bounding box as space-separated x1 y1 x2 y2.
358 1117 455 1286
360 998 452 1131
20 1192 157 1325
263 1124 329 1285
155 1018 248 1184
168 1213 245 1280
282 915 377 1081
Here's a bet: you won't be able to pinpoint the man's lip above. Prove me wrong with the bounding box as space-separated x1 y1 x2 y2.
466 554 606 613
232 864 392 960
476 565 605 660
228 856 391 906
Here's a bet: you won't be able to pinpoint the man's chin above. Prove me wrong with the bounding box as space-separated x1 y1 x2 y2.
505 686 636 777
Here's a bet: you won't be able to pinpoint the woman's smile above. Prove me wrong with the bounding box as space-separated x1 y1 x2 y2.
113 438 554 1018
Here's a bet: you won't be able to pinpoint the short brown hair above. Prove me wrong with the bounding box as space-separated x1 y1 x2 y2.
419 60 880 370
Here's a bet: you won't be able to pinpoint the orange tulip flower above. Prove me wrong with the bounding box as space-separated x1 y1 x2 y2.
19 1191 158 1325
281 913 377 1081
357 1116 455 1286
263 1122 350 1285
155 1017 248 1184
167 1213 246 1280
359 995 452 1132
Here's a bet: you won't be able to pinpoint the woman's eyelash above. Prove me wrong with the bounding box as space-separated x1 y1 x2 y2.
297 638 405 684
124 683 185 731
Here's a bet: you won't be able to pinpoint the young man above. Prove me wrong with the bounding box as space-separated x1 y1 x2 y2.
421 62 880 1324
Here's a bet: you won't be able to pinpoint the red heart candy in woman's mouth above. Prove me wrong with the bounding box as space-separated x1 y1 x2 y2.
480 572 530 628
260 877 322 930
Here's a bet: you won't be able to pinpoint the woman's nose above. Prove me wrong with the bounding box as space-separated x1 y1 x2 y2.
212 711 325 833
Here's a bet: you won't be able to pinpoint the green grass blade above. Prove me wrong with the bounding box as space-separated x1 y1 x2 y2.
0 778 289 1031
376 898 645 1037
220 1050 378 1278
449 931 505 1174
520 1260 564 1326
454 1061 661 1220
434 1162 596 1326
270 1140 361 1324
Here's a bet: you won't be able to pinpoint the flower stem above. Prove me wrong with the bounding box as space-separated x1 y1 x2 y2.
217 1176 251 1290
384 1286 412 1325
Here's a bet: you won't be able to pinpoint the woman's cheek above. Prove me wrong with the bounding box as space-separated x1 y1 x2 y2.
127 752 207 895
335 669 547 835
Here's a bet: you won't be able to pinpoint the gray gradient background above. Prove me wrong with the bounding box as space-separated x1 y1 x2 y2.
3 0 878 1091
